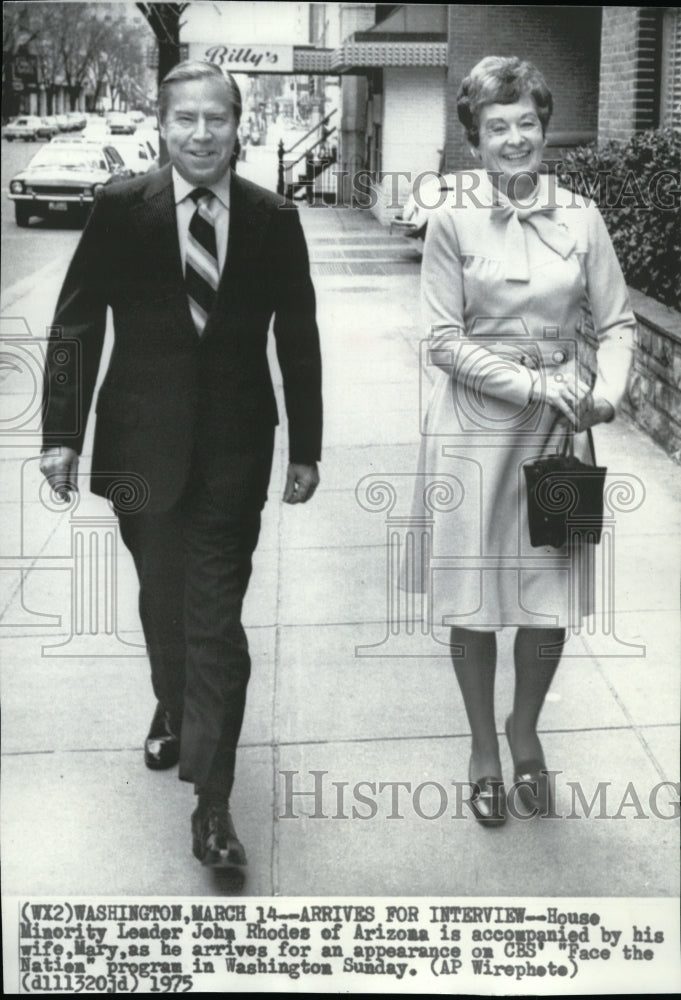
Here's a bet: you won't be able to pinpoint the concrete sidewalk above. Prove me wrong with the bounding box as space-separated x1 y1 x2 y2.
1 204 679 898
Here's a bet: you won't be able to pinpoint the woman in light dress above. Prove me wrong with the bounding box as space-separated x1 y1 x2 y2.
416 56 634 825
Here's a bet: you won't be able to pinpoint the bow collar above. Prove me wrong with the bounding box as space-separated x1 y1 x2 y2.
488 174 576 282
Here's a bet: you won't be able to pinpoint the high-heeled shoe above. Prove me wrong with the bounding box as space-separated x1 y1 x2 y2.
468 759 506 827
505 715 551 816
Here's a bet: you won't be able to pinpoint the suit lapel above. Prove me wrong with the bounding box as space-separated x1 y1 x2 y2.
202 172 272 337
128 167 272 342
225 172 271 273
131 165 185 290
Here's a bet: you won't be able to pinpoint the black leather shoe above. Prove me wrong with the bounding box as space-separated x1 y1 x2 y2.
505 715 551 815
144 703 180 770
191 803 247 869
469 761 506 827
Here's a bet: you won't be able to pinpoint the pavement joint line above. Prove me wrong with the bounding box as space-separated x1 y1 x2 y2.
311 258 420 264
2 611 674 637
269 484 286 897
0 622 280 639
0 256 66 312
271 631 282 897
0 510 69 625
580 631 672 784
6 723 677 758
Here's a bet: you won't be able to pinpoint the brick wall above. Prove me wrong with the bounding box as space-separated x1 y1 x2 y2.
444 5 602 170
340 3 378 42
597 8 640 141
598 7 664 142
623 291 681 462
661 7 681 128
581 289 681 462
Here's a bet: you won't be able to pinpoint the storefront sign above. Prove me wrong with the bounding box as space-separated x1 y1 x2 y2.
188 42 294 73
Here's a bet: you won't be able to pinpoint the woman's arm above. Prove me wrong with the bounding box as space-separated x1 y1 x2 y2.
578 201 636 428
421 206 590 423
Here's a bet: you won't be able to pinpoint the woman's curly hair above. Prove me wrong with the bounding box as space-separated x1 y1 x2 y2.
457 56 553 147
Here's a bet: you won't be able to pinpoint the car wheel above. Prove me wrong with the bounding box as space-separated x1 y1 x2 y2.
6 136 13 142
15 203 31 227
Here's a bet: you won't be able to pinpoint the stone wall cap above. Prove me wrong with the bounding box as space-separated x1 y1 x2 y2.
628 287 681 344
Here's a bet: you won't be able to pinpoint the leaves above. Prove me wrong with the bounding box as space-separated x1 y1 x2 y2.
4 1 153 110
557 129 681 309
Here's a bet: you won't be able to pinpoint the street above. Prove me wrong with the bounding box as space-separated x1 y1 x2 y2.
0 194 678 906
1 138 83 293
1 120 308 296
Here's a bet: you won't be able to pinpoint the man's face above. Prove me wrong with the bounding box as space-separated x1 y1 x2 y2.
160 76 238 187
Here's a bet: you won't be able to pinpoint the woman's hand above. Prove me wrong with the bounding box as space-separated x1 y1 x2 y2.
573 395 615 432
539 369 594 427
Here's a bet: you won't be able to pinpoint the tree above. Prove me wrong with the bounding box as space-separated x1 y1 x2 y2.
136 3 189 163
6 2 109 111
2 1 41 119
136 2 188 85
90 18 152 111
54 4 111 109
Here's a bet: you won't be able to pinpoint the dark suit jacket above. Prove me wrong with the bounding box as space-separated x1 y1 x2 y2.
42 165 322 512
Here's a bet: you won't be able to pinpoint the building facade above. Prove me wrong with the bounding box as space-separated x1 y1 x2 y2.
330 4 680 221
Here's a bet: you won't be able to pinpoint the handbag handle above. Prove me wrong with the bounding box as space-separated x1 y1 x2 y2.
560 426 597 464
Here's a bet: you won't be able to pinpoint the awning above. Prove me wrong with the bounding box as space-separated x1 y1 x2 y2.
331 41 447 72
292 41 447 74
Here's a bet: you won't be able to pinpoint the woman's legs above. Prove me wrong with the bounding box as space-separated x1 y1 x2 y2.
450 626 500 778
508 626 566 762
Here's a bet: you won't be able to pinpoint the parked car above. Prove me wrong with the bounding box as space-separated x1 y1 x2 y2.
390 173 459 239
54 114 70 132
54 134 156 175
8 141 131 226
3 116 44 142
129 109 146 124
106 111 136 135
82 117 110 139
35 117 59 140
104 135 158 174
132 128 159 158
66 111 87 131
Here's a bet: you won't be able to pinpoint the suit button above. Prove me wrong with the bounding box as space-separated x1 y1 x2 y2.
552 349 566 363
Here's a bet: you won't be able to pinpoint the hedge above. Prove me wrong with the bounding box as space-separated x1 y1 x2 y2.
557 128 681 311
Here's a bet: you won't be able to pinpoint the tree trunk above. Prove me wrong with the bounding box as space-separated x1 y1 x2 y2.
158 39 180 86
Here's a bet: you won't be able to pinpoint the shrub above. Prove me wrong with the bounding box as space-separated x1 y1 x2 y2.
557 128 681 310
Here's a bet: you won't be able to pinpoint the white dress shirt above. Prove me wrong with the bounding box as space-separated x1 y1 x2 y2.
172 167 230 275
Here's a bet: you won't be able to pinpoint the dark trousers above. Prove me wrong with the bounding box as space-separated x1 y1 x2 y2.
118 438 274 799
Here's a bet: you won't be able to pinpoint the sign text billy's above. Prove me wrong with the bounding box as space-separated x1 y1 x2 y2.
188 43 294 74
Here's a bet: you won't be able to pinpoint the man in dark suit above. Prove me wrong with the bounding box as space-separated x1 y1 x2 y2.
40 61 322 871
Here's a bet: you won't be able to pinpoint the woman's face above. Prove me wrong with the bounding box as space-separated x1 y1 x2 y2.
476 95 545 195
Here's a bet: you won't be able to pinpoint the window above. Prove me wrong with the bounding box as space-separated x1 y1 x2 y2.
660 7 681 128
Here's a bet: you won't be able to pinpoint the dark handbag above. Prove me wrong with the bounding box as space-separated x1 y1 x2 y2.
524 427 607 548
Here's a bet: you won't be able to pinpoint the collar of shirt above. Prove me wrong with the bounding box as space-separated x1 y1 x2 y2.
171 166 231 212
172 167 230 274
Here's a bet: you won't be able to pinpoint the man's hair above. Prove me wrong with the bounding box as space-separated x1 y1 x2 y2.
457 56 552 146
158 60 243 124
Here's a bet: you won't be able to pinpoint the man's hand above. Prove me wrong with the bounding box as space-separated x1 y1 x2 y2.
283 462 319 504
39 446 79 500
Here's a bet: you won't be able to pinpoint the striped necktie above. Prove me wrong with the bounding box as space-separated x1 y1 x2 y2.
185 187 219 337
